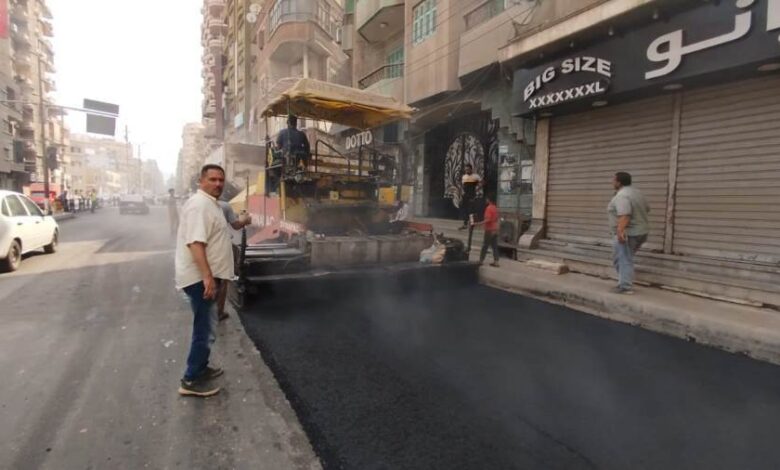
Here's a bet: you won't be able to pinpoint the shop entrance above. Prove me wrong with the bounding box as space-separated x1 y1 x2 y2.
424 112 498 219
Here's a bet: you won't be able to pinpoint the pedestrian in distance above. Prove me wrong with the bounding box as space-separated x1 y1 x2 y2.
607 171 650 295
167 188 179 236
174 164 235 397
215 199 251 322
459 163 482 230
472 193 500 267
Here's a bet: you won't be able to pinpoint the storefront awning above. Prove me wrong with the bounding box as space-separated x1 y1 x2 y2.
261 78 415 130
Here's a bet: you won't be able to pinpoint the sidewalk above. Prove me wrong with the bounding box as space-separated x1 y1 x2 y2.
480 259 780 366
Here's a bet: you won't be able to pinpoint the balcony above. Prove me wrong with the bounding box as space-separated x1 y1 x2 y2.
208 38 224 52
40 19 53 37
13 54 32 75
12 28 32 48
11 5 28 25
15 75 34 92
268 0 342 41
358 63 404 103
208 18 226 35
355 0 403 44
207 0 225 15
39 0 53 20
43 77 55 93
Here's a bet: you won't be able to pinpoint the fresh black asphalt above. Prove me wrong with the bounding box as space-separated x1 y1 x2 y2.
240 280 780 470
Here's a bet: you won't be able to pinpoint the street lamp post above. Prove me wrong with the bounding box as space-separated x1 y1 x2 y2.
36 51 51 212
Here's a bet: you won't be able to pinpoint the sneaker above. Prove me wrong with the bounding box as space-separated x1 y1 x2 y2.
178 379 220 397
610 286 634 295
458 225 468 231
197 365 224 381
490 262 500 267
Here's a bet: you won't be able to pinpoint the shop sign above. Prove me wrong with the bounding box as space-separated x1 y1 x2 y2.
513 0 780 116
523 57 612 110
345 130 373 150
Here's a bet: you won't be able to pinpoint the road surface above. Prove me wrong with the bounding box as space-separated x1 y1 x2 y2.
240 277 780 470
0 206 319 470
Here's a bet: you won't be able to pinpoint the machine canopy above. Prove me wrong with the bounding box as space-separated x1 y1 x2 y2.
262 78 415 130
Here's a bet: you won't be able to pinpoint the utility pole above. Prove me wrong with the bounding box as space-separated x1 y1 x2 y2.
36 52 50 212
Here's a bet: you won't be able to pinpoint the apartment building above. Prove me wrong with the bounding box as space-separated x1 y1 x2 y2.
201 0 227 148
0 11 23 191
9 0 65 187
395 0 600 232
176 123 206 194
67 134 136 197
199 0 349 186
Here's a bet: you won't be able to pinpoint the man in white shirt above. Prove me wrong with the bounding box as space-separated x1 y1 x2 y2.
459 164 482 230
174 164 235 397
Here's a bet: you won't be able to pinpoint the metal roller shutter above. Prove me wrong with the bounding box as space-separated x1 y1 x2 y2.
674 75 780 264
547 96 674 249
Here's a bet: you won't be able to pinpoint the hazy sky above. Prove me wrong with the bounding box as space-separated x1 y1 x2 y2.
50 0 203 178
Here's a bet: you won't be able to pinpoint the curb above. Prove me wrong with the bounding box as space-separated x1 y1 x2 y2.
480 264 780 366
53 213 76 222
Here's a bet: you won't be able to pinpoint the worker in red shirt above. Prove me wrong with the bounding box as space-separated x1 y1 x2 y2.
472 193 500 267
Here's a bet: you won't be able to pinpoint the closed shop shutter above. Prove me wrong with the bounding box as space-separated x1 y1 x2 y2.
547 96 674 249
674 75 780 264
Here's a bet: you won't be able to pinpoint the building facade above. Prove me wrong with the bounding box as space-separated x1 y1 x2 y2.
202 0 227 149
67 133 137 197
9 0 65 187
502 0 780 304
176 122 206 194
199 0 349 186
0 7 23 191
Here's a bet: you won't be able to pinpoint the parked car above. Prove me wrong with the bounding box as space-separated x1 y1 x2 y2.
118 194 150 215
0 190 59 272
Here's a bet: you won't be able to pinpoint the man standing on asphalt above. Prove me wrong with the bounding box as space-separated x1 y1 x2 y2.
167 188 178 236
472 193 500 267
215 199 250 321
459 164 482 230
175 165 234 397
607 171 650 295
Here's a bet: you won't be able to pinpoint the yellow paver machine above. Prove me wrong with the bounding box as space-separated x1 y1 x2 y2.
236 78 477 299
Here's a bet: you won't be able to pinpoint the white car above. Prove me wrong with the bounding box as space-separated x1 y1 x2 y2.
0 190 59 272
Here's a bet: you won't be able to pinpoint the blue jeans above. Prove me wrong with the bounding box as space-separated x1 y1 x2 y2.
182 281 219 381
612 235 647 289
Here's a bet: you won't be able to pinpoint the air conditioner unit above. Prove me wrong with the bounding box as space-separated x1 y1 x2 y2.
335 27 342 44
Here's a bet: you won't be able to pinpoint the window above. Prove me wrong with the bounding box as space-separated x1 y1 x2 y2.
20 196 43 216
5 195 29 217
412 0 437 45
0 198 9 217
386 46 404 79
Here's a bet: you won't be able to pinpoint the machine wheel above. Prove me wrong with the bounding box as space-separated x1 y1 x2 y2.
1 240 22 272
44 230 58 254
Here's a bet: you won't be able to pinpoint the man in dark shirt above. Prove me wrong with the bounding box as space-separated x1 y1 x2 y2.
275 115 311 171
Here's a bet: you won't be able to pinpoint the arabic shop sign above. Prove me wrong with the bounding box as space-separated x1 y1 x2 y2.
523 57 612 110
513 0 780 116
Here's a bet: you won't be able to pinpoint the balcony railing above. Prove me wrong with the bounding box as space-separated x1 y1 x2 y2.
358 63 404 89
464 0 507 31
268 0 341 39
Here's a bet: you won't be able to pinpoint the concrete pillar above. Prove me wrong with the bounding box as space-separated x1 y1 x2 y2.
517 118 550 249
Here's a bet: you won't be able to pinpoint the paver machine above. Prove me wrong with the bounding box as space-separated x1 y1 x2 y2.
235 79 477 300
